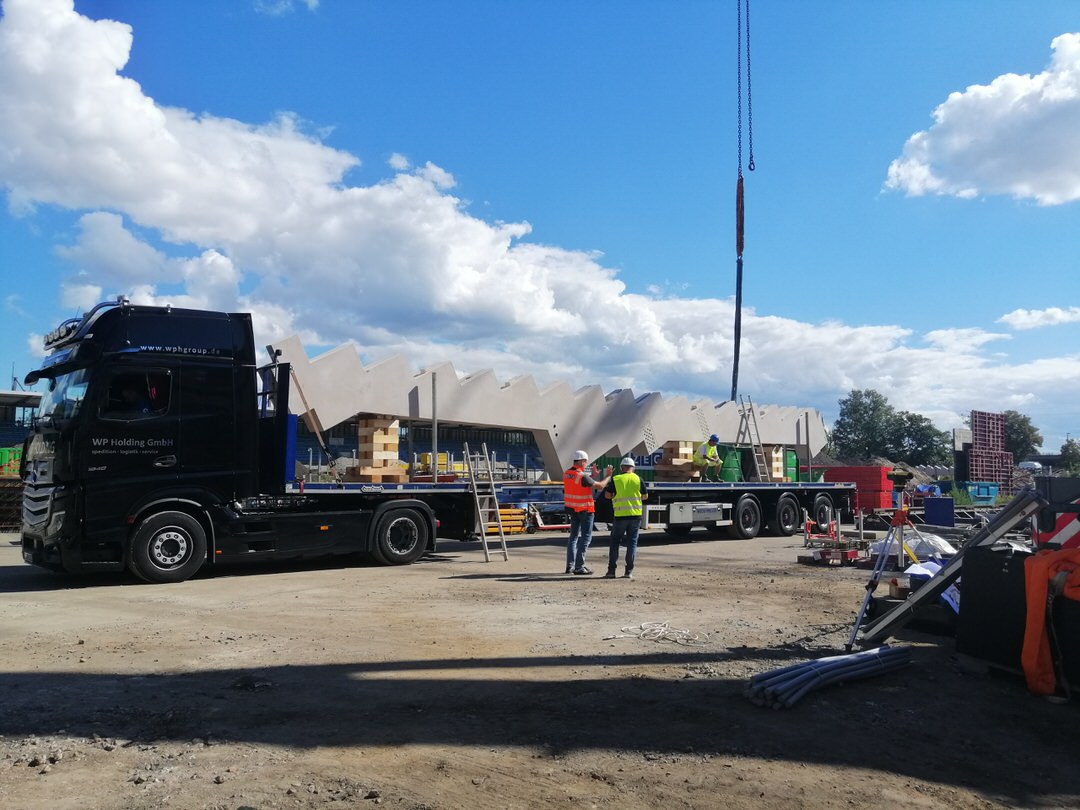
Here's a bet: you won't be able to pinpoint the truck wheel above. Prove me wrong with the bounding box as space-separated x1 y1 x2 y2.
128 511 207 583
731 495 762 539
771 495 800 537
372 508 429 565
812 495 834 532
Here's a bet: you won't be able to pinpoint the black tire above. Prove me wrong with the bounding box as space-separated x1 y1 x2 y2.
128 511 207 583
665 525 693 537
812 494 834 532
772 495 801 537
731 495 762 539
372 508 429 565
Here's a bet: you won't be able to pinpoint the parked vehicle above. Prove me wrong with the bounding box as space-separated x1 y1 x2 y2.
20 298 856 583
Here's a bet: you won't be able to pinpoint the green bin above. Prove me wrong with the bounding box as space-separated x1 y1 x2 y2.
720 447 742 481
784 449 798 482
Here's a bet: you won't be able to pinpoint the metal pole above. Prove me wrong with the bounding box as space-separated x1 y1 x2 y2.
431 371 438 484
731 255 743 402
805 412 812 481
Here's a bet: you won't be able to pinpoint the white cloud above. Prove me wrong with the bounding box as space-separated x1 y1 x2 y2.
60 282 103 310
885 32 1080 205
4 294 27 316
26 333 45 360
923 328 1010 353
55 212 167 284
253 0 318 16
998 305 1080 330
0 0 1078 446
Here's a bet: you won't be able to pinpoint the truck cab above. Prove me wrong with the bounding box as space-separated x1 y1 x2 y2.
22 299 266 580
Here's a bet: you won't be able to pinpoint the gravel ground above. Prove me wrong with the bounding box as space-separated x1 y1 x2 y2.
0 527 1076 810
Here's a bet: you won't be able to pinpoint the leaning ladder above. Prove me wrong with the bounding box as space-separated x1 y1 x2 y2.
739 395 771 482
463 442 508 561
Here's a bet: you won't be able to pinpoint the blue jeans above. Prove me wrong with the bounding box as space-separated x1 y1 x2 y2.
607 516 642 574
566 510 595 571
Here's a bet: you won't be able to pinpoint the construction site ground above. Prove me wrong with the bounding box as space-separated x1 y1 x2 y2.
0 527 1075 810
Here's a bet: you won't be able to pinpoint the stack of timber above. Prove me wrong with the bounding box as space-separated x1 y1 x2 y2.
347 415 409 483
653 440 698 482
767 447 784 482
488 507 528 534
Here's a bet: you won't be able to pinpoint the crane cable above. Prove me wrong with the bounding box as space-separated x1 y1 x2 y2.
731 0 754 402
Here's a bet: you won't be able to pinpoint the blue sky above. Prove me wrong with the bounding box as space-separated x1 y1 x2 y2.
1 0 1079 452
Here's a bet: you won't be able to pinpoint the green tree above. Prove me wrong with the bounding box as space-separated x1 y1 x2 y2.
831 389 895 460
1002 410 1043 461
888 411 951 466
1061 438 1080 476
831 389 950 466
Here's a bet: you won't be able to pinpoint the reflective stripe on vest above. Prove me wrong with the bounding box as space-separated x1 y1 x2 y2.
612 472 643 517
563 467 594 513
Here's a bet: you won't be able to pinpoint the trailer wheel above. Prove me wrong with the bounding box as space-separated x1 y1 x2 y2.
771 495 801 537
812 495 834 532
372 508 429 565
128 511 207 583
731 495 762 539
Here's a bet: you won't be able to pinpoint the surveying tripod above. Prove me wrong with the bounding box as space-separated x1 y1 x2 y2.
846 474 928 652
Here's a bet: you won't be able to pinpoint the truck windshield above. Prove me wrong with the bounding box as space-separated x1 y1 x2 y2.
36 368 90 422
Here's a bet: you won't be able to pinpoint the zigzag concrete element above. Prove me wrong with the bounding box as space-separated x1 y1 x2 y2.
271 336 830 477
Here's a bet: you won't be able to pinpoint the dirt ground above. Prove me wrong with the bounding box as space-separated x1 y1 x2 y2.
0 525 1076 810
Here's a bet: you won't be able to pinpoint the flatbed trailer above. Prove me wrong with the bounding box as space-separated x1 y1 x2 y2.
594 480 856 538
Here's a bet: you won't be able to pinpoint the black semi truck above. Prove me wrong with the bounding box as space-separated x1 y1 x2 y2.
18 298 486 583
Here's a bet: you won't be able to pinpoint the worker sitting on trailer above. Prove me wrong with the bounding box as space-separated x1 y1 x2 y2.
693 435 724 482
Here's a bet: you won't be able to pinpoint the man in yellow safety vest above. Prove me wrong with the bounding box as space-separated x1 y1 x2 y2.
603 456 649 580
694 434 724 482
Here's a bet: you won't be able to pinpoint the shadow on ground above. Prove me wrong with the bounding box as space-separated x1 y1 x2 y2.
0 647 1075 807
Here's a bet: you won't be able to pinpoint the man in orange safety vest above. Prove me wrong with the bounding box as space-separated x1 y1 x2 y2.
563 450 613 575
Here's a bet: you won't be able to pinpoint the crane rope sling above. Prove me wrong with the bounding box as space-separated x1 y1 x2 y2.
730 0 754 402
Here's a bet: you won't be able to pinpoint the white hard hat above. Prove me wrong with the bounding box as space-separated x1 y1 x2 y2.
573 450 589 461
620 456 636 467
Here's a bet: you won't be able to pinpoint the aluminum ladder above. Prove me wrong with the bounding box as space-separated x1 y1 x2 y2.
738 395 771 482
464 442 508 561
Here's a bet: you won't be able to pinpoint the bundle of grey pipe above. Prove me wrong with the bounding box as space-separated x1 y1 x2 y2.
745 645 912 709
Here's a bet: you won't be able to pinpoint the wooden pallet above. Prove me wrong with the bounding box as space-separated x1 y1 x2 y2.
797 548 864 566
346 467 409 484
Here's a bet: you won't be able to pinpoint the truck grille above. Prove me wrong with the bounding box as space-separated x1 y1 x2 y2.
22 481 53 528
